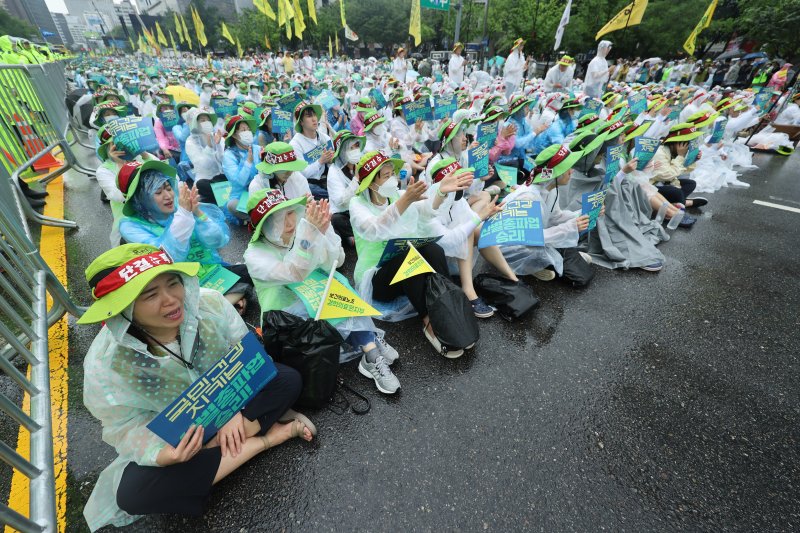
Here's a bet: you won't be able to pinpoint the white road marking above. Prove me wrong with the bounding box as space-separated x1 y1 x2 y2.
754 200 800 214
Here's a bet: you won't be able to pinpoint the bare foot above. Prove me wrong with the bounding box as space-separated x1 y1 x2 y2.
261 420 313 450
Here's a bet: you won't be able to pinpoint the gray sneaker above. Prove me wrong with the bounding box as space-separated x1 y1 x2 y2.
358 355 400 394
376 336 399 365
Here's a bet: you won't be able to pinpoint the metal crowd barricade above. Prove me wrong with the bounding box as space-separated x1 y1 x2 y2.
0 164 84 533
0 63 98 234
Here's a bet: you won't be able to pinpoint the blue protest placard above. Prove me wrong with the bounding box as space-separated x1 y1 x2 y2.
315 89 341 110
467 140 490 179
105 116 160 159
432 93 458 120
369 88 388 110
752 88 772 114
628 92 647 116
603 144 624 187
211 97 238 120
667 108 680 121
495 163 517 190
708 118 728 144
377 236 442 267
634 136 661 170
158 108 179 129
402 98 434 125
199 264 241 294
146 331 277 447
277 92 304 114
684 138 700 166
579 98 604 119
209 180 232 207
271 107 294 135
581 189 606 235
303 140 334 164
478 198 544 249
476 121 499 147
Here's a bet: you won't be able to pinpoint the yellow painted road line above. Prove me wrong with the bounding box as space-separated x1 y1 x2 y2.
6 175 69 533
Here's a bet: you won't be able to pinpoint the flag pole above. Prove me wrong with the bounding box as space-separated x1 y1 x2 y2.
620 0 637 48
315 260 339 321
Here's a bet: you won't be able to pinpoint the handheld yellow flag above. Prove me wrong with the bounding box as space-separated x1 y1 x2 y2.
156 22 168 46
236 37 243 58
169 29 177 50
193 6 208 48
174 12 184 43
265 34 271 50
128 36 135 51
595 0 649 41
307 0 317 24
319 278 381 320
329 35 332 58
340 0 347 28
221 22 235 44
278 0 285 26
335 33 339 54
409 0 422 47
254 0 277 20
683 0 718 56
390 244 435 285
292 0 306 39
181 14 193 49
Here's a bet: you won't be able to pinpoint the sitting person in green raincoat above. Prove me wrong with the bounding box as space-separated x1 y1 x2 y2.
243 189 401 394
117 160 253 314
77 243 316 531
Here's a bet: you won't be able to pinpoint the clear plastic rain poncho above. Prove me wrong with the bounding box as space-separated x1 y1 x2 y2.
243 204 379 362
82 278 247 531
119 170 230 270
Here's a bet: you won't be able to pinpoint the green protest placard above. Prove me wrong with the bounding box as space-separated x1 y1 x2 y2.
199 264 241 294
210 180 232 208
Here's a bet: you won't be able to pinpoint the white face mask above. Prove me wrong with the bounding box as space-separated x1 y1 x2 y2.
346 148 361 164
203 87 212 94
181 111 189 122
374 176 398 197
237 131 254 145
200 121 213 134
372 124 387 136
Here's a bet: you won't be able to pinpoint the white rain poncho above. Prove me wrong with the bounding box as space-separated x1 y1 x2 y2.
82 278 247 531
184 108 224 182
328 146 361 214
248 170 311 199
584 41 612 98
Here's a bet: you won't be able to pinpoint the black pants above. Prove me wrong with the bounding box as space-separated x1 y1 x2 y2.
195 174 228 205
331 212 353 243
116 363 301 517
656 178 696 205
371 243 448 317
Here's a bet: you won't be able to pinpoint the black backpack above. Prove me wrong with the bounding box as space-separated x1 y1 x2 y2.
557 248 594 288
474 274 540 321
424 273 479 354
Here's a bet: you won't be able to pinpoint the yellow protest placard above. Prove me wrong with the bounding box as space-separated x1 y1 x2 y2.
319 278 381 320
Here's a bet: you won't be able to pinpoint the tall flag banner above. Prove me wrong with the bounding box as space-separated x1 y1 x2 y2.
329 35 333 58
156 22 168 46
344 25 359 41
221 22 235 44
254 0 277 20
340 0 347 27
181 14 193 49
192 5 208 48
169 30 177 50
595 0 649 41
137 34 145 53
409 0 422 46
307 0 317 24
278 0 285 25
335 33 339 53
292 0 306 38
174 12 184 43
683 0 718 56
265 34 271 50
128 36 135 50
390 244 435 285
553 0 572 51
236 36 243 58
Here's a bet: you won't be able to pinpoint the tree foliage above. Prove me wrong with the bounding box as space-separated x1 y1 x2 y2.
0 8 38 40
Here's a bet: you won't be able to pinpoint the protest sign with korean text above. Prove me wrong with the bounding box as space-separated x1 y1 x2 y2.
477 199 545 249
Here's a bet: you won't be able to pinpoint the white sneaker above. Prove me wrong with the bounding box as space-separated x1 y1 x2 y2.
358 355 400 394
532 269 555 281
376 335 399 365
579 252 593 264
423 325 463 359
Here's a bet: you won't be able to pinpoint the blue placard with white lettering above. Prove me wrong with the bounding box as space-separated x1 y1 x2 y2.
157 108 179 129
146 332 278 447
578 98 604 119
271 107 293 135
708 118 728 144
684 138 700 166
476 121 499 146
211 97 238 120
377 236 443 267
581 189 606 235
603 144 624 187
467 140 490 179
277 92 304 114
433 93 458 121
369 88 388 110
316 89 341 110
634 136 661 170
477 199 545 249
628 92 647 116
402 98 434 125
303 140 334 164
105 116 160 159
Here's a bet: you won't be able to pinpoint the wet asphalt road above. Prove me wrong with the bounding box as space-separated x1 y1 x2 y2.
4 142 800 532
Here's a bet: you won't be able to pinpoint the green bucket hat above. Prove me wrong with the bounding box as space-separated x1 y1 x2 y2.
363 110 386 132
118 160 177 216
293 101 323 133
354 96 373 113
429 157 474 184
482 106 507 123
96 125 114 162
92 102 128 128
333 130 365 159
576 113 602 133
255 142 308 174
686 110 720 129
663 122 704 143
508 95 532 115
239 101 259 118
561 98 581 110
596 120 626 142
246 188 308 243
531 144 583 183
175 101 196 115
355 151 405 194
77 243 199 324
568 129 599 153
623 120 653 140
438 119 465 147
224 114 257 144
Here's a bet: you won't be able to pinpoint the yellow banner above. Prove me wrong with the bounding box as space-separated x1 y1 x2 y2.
254 0 277 20
335 33 339 54
265 34 271 50
174 12 184 43
192 6 208 47
390 244 434 285
236 37 243 58
340 0 346 28
181 14 192 49
595 0 649 41
329 35 332 58
292 0 306 38
169 30 177 50
683 0 718 56
319 278 381 320
409 0 422 46
307 0 317 24
221 21 235 44
155 22 168 46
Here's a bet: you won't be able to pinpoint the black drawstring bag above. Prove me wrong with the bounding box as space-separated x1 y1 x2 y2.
557 248 594 288
474 274 540 321
261 310 343 409
424 273 479 354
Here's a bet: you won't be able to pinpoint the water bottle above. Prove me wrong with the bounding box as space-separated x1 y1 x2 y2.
399 169 408 188
666 208 684 230
654 202 669 224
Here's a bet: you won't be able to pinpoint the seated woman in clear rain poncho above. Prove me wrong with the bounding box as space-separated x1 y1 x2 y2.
117 160 253 314
243 189 401 394
77 243 315 532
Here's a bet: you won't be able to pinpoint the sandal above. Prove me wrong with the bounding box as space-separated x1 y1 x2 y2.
260 419 315 451
278 408 317 437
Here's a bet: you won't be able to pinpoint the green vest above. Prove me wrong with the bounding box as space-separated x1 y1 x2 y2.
351 195 396 285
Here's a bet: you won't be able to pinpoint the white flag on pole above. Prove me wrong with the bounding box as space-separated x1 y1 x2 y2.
553 0 572 51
